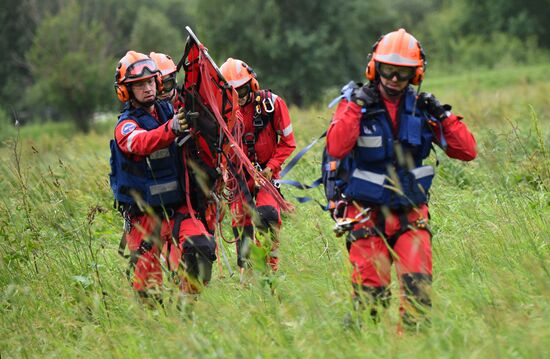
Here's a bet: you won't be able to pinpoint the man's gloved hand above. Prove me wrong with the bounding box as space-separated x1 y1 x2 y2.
417 92 452 122
171 108 199 135
351 85 379 107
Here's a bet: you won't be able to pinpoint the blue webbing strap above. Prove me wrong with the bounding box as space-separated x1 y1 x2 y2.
279 132 326 179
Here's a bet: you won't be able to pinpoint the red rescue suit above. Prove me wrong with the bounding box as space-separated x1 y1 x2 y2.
231 92 296 270
115 103 214 294
327 88 476 323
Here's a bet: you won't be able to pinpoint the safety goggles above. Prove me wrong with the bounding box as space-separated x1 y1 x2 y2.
161 75 177 94
236 84 251 99
377 62 416 81
126 59 158 80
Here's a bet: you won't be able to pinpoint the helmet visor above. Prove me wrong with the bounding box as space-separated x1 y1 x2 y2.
126 59 158 81
377 63 416 81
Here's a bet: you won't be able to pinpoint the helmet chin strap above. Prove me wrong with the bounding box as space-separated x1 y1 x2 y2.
132 97 155 109
380 81 406 98
169 89 177 102
128 88 156 108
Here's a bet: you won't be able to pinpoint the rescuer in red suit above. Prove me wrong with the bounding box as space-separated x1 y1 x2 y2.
111 51 216 301
326 29 477 329
220 58 296 273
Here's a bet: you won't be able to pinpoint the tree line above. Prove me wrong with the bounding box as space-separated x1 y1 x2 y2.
1 0 548 132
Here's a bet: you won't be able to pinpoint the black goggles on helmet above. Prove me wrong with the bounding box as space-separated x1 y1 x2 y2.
126 59 158 81
377 62 416 81
160 74 177 94
236 83 251 99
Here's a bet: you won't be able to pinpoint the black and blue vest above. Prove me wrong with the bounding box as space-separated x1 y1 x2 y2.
109 100 185 208
344 87 435 209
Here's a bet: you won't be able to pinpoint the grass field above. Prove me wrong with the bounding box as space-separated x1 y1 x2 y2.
1 64 549 358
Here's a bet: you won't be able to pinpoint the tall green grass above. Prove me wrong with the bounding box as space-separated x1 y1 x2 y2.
1 64 549 358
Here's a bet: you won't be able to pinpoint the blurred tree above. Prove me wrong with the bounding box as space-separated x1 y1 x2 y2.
0 0 37 111
79 0 154 57
129 8 184 59
189 0 429 105
26 1 115 132
415 0 550 71
1 0 549 127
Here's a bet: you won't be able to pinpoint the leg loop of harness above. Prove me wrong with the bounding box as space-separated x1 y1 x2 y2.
346 214 385 252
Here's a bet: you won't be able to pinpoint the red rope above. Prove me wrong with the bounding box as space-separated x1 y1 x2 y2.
195 45 293 212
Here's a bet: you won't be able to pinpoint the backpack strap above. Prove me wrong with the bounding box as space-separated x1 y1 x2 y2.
279 131 326 178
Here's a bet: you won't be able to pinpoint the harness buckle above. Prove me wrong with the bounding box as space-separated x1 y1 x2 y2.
252 115 264 128
158 207 175 218
243 132 256 145
415 217 427 229
262 96 274 113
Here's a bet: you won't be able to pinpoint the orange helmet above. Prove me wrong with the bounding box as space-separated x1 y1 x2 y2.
114 51 162 102
149 52 177 77
366 28 426 85
220 58 260 92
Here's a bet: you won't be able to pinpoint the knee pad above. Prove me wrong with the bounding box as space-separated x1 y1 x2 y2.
255 205 279 230
352 283 391 322
182 235 217 283
401 273 432 327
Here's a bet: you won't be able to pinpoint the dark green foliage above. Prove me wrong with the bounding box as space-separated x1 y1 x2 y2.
1 0 550 129
0 0 37 110
25 2 115 132
191 0 396 106
129 8 184 58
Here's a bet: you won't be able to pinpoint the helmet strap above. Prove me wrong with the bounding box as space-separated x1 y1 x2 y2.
134 99 155 108
131 93 155 109
167 88 177 102
128 87 156 109
411 79 423 115
379 80 405 98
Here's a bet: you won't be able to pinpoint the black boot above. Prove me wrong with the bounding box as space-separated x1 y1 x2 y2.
400 273 432 331
344 284 391 329
233 225 254 268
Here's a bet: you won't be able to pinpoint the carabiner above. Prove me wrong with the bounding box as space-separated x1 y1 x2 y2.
355 206 372 225
262 96 274 113
332 200 348 222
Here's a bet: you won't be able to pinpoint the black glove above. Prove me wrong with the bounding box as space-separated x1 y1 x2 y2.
171 109 199 135
417 92 452 122
351 85 379 107
185 110 199 124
